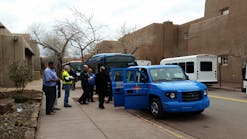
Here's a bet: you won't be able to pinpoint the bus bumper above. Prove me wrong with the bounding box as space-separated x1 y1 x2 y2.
162 98 210 113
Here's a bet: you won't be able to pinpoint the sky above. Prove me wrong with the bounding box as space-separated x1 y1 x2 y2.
0 0 206 40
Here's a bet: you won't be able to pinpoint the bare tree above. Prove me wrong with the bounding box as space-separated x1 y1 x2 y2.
30 10 101 76
70 10 102 62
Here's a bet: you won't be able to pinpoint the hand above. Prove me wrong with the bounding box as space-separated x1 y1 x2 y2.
69 76 75 80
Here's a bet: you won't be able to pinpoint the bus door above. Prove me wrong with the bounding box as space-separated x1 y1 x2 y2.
124 69 149 110
198 60 217 82
111 69 125 107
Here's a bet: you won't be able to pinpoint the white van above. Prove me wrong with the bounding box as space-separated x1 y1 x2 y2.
160 54 218 84
137 60 151 66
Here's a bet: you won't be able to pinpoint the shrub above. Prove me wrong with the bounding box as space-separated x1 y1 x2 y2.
9 61 32 95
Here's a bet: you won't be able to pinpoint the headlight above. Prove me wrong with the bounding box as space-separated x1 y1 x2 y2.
166 92 176 99
203 90 208 96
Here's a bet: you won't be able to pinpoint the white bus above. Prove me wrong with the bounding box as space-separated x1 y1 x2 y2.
160 54 218 84
137 60 151 66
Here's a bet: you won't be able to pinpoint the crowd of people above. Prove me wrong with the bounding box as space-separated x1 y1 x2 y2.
42 61 112 115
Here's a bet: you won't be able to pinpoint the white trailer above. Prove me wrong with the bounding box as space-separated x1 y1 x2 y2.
137 60 151 66
160 54 218 84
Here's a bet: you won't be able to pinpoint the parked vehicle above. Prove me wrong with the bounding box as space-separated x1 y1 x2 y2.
137 60 151 66
242 64 247 93
160 54 218 84
111 65 210 118
86 53 137 73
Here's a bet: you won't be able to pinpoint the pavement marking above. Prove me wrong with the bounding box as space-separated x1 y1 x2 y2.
131 112 185 139
209 95 247 103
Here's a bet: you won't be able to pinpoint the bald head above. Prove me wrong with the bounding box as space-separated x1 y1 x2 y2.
83 65 89 72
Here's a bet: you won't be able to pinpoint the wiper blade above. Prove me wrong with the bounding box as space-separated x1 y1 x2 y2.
171 78 185 80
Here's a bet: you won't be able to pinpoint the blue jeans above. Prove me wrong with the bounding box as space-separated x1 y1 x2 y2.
64 85 71 105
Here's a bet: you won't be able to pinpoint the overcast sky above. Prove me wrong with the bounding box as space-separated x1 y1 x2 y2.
0 0 205 40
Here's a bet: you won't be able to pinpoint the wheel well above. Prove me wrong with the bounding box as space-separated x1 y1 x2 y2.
149 94 160 102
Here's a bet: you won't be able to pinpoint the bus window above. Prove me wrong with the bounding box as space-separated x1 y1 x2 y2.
172 63 178 65
178 62 185 71
186 62 194 73
114 71 123 82
200 62 212 71
126 71 136 83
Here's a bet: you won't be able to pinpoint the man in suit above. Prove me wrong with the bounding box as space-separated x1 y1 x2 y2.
78 65 91 104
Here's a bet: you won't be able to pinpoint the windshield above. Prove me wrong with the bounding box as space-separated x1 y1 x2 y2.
150 67 186 82
70 62 83 72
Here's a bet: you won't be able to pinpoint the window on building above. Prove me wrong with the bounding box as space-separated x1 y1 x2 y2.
220 8 230 16
184 32 189 40
222 56 229 65
200 62 213 71
186 62 194 73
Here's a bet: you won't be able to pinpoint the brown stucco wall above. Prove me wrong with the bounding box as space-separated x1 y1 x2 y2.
0 24 41 87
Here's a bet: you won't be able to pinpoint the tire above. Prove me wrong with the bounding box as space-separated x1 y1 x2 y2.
150 98 163 118
194 110 204 115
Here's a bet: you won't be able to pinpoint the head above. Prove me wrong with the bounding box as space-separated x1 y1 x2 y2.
88 68 93 74
48 61 55 69
64 65 71 72
100 66 106 73
83 65 89 72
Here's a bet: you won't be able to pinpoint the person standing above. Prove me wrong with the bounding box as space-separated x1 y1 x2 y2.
95 66 111 109
62 65 74 107
42 61 60 115
69 68 76 90
78 65 91 104
88 68 95 102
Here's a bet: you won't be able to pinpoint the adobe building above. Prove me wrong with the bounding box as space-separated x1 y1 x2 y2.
96 0 247 84
0 22 41 87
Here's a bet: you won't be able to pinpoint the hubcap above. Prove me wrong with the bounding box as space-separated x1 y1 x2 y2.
151 102 159 115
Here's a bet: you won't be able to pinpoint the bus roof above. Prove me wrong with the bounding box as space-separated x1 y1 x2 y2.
161 54 217 62
129 65 180 69
91 53 134 58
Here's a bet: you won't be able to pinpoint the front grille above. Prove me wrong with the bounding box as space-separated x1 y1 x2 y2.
182 91 202 102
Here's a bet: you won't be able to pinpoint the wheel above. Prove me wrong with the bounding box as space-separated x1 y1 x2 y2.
194 110 204 115
150 98 163 118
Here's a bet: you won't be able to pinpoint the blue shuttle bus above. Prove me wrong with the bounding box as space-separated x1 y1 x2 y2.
111 65 210 118
86 53 137 73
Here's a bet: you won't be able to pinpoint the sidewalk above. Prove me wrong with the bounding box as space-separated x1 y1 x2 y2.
210 82 241 92
36 88 181 139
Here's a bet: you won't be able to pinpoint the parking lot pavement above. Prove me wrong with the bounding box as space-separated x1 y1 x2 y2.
36 88 193 139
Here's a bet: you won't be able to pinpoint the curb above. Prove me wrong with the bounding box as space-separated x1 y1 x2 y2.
209 86 240 92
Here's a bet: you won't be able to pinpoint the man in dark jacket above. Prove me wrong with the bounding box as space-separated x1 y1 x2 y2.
78 65 91 104
95 66 111 109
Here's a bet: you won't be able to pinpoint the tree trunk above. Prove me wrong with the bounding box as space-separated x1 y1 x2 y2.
57 57 63 78
81 49 84 63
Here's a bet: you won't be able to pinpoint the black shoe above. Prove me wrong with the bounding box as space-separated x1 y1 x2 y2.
91 100 95 102
53 108 61 110
99 106 105 109
64 104 72 107
78 100 82 104
46 112 55 115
